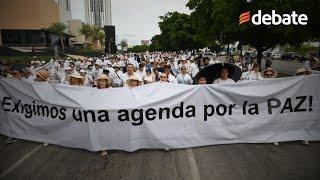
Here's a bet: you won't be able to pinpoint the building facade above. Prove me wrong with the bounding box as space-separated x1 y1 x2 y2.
0 0 72 47
84 0 112 27
69 20 86 48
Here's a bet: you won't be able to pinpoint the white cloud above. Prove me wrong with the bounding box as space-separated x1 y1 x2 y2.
71 0 190 45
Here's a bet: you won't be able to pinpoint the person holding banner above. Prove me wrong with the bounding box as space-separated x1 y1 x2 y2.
126 75 142 88
69 72 84 86
212 67 235 85
197 76 207 85
159 73 168 83
96 74 111 89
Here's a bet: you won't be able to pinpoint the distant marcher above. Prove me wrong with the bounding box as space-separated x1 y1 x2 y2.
144 68 156 84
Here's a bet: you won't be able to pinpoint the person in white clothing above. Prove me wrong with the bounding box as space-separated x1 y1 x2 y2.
123 63 142 87
248 63 263 80
176 66 193 85
213 68 235 85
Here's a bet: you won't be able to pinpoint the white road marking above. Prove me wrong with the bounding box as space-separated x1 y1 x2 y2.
0 144 43 178
186 148 201 180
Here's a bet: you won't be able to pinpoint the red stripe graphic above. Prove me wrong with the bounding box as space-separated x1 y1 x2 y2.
239 11 251 25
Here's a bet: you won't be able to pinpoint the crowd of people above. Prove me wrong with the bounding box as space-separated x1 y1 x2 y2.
1 51 319 150
2 51 318 90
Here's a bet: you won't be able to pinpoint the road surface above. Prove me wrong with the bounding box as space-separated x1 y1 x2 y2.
1 134 319 180
262 59 304 76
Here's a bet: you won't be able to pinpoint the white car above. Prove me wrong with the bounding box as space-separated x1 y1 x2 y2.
271 53 282 59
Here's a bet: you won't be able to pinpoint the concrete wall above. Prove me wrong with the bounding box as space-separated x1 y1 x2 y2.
69 19 85 45
0 0 60 30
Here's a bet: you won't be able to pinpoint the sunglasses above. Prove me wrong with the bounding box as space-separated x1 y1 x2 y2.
160 76 167 78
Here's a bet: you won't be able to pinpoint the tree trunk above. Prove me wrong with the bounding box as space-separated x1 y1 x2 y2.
60 36 65 54
84 37 87 48
227 44 230 55
257 45 263 70
318 38 320 57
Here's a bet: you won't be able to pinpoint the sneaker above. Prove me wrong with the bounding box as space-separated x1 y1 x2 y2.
101 150 108 156
273 142 279 146
4 137 18 144
302 140 310 145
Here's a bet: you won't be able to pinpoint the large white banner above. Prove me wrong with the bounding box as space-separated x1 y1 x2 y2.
0 75 319 152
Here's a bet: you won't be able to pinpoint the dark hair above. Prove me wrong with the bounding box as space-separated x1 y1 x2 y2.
127 63 134 68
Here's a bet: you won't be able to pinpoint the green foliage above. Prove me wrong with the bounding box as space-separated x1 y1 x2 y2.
48 22 67 36
128 45 150 53
120 40 128 50
78 23 92 47
151 12 204 51
187 0 320 65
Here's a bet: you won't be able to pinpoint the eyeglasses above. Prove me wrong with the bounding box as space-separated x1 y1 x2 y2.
160 76 167 78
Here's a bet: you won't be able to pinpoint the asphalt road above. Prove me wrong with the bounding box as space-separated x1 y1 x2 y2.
1 134 319 180
261 59 304 76
1 60 317 180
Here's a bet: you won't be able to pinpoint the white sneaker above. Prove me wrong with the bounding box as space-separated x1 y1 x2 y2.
4 137 18 144
273 142 279 146
101 150 108 156
302 140 310 145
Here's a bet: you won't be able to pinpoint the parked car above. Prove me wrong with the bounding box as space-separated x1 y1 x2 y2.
271 53 282 59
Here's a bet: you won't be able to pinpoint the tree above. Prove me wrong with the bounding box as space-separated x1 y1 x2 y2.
48 22 67 53
128 45 150 53
97 31 105 53
187 0 319 66
89 25 103 50
78 23 92 48
120 40 128 51
151 12 204 51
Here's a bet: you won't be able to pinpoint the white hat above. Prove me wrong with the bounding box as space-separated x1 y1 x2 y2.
64 67 72 71
70 71 84 79
113 63 121 68
97 74 109 80
79 69 86 73
180 55 187 61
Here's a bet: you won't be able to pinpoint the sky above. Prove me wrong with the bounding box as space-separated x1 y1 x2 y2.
70 0 190 46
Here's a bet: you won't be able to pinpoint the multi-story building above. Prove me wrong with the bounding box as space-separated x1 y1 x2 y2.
0 0 72 48
84 0 112 27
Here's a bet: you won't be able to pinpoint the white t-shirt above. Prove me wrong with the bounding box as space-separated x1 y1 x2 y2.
213 78 235 85
176 73 193 85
